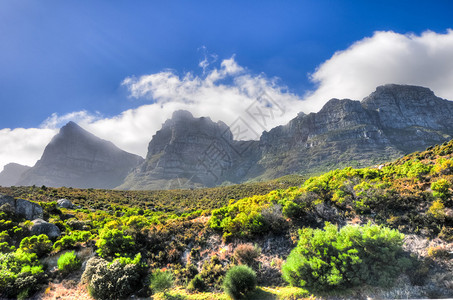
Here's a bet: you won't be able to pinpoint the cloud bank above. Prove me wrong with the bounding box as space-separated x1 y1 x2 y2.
303 29 453 110
2 30 453 172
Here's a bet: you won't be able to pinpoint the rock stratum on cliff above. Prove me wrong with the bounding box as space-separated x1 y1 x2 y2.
122 84 453 189
15 122 144 189
3 84 453 190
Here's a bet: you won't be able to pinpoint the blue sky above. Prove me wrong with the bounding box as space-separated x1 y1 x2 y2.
1 1 453 169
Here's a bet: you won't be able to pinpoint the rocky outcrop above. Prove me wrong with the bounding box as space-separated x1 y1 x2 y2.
118 110 259 190
0 163 31 187
361 84 453 152
17 122 144 189
30 218 61 239
250 84 453 179
0 194 43 220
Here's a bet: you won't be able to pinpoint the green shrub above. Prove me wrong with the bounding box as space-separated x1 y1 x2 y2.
187 274 207 292
0 250 46 299
19 234 52 257
57 251 81 275
82 254 146 300
198 255 227 290
53 230 93 252
95 228 135 259
223 265 257 300
149 269 174 294
282 223 410 292
431 178 452 200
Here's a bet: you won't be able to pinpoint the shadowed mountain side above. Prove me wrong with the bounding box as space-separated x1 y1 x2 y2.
17 122 144 189
118 84 453 190
251 84 453 179
117 110 260 190
0 163 31 187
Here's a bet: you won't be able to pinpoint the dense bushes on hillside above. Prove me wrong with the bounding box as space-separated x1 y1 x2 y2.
0 141 452 298
0 250 46 299
210 140 453 241
282 223 410 292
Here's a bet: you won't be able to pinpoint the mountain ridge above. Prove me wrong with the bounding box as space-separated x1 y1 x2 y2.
16 122 144 189
4 84 453 190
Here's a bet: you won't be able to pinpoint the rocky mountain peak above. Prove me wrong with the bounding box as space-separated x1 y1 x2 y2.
16 122 144 189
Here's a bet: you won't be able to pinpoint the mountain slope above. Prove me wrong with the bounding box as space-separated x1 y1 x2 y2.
17 122 144 189
118 110 259 190
0 163 31 187
119 84 453 190
250 84 453 180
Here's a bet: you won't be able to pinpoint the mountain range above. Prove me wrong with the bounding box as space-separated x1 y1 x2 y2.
1 84 453 190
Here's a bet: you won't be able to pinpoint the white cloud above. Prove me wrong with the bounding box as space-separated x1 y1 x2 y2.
0 128 57 171
2 30 453 172
303 29 453 111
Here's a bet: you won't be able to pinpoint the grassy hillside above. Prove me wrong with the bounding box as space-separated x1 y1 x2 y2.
0 141 452 299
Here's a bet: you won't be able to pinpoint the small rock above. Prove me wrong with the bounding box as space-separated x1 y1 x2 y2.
31 218 61 239
57 198 74 209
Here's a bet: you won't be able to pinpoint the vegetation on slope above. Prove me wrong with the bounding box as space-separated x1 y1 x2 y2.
0 140 452 299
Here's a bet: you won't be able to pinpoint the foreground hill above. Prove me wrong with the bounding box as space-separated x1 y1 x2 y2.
16 122 144 189
0 139 452 299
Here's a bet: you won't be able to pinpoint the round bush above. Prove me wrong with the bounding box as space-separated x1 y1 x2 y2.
57 251 81 274
95 228 135 259
282 223 411 292
82 255 146 300
19 234 52 257
223 265 257 300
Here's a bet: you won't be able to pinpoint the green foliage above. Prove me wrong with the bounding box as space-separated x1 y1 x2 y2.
53 230 93 252
150 269 174 294
0 250 45 298
57 251 81 274
82 254 146 300
187 274 207 292
223 265 257 300
197 255 227 290
95 227 135 259
19 234 52 257
282 223 410 292
431 178 452 200
428 199 445 220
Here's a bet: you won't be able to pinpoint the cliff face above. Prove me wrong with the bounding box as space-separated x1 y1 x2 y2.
0 163 31 187
17 122 144 189
118 111 259 190
253 84 453 179
8 84 453 191
361 84 453 152
117 84 453 190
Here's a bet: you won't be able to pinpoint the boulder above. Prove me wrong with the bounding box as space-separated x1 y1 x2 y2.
31 218 61 239
57 198 74 209
15 198 43 220
0 194 15 208
0 194 43 220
